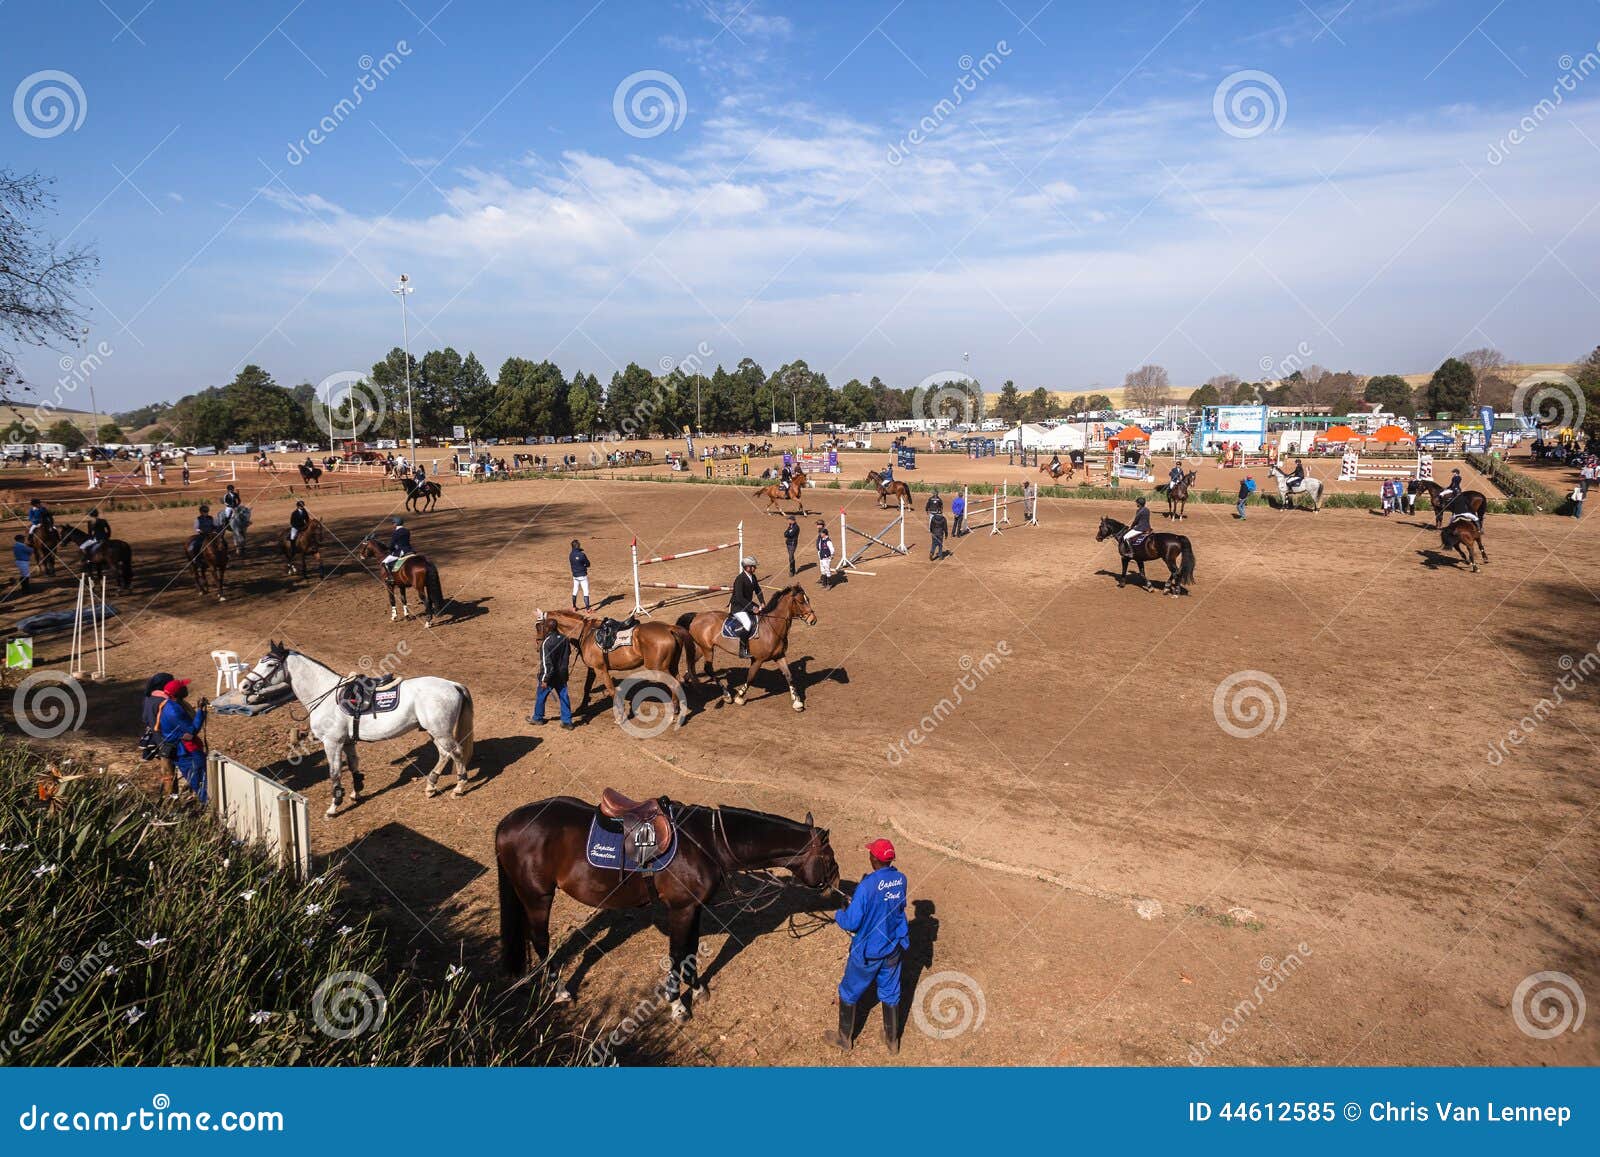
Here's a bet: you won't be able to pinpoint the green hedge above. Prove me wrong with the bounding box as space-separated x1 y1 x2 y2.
1466 452 1567 513
0 743 588 1066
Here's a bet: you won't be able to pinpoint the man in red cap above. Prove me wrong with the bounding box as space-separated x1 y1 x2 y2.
154 678 208 803
824 836 910 1054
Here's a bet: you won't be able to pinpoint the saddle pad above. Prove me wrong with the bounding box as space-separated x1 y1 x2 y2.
585 812 678 873
720 617 742 640
1449 512 1479 525
371 687 400 712
611 627 634 648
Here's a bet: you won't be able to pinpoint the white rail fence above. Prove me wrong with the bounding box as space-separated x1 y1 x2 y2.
206 752 311 880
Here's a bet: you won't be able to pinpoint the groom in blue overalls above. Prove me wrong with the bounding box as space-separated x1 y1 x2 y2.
824 837 910 1054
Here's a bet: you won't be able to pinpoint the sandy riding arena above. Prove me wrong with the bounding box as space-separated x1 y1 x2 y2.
18 466 1599 1066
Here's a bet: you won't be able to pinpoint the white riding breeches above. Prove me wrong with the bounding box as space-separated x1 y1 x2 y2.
572 575 589 597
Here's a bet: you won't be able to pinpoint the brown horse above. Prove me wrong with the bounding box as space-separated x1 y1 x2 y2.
865 470 913 510
538 608 701 726
678 585 816 710
25 523 62 577
496 796 838 1020
755 469 807 514
1440 513 1488 572
400 476 442 512
297 462 322 489
1095 516 1196 596
1160 469 1197 520
185 530 229 601
1409 478 1489 543
280 518 325 578
356 538 448 626
59 527 135 591
1039 459 1073 482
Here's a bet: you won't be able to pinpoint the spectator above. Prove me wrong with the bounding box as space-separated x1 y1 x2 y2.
951 490 967 537
816 521 835 590
155 679 208 803
530 618 575 729
1572 483 1585 520
924 489 943 532
568 538 591 610
1237 476 1252 520
12 534 33 594
783 514 800 576
929 508 948 560
141 672 177 796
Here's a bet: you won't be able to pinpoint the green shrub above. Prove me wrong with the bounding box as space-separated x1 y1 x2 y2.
1466 452 1566 512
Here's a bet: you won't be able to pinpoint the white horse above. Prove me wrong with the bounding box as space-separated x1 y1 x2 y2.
242 641 475 816
219 504 251 552
1269 464 1322 512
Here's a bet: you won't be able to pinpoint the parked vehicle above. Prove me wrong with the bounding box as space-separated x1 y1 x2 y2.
224 442 255 455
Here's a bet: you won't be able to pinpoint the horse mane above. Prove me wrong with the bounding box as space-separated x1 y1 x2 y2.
762 585 804 612
715 804 813 835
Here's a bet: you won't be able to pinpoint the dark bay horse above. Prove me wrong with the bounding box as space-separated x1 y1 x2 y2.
496 796 839 1020
1159 469 1198 520
678 585 816 710
538 608 700 725
755 469 807 514
1409 478 1489 542
60 526 134 590
400 476 442 512
280 518 325 578
185 530 229 601
297 462 322 489
865 470 912 511
356 538 447 626
25 522 62 577
1440 513 1488 572
1095 516 1196 595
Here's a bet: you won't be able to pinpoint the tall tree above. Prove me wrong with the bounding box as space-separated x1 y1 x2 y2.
1123 364 1171 411
1424 358 1475 417
1363 374 1412 415
0 170 98 390
1461 347 1510 407
995 380 1022 424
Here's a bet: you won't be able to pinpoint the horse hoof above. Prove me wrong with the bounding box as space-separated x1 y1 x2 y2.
324 803 338 818
792 698 804 712
424 786 438 799
452 785 465 798
670 1000 690 1022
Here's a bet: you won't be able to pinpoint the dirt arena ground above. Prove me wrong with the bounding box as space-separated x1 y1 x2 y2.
6 451 1596 1067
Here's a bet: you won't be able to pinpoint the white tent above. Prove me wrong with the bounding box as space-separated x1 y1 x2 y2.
999 423 1087 451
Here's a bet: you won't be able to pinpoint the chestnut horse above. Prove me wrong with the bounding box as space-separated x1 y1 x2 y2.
755 469 807 514
1094 516 1196 595
356 538 448 626
496 796 839 1021
865 470 913 510
678 585 816 710
537 608 701 726
1160 469 1197 520
1039 459 1072 482
184 530 229 601
279 518 325 578
1440 513 1488 572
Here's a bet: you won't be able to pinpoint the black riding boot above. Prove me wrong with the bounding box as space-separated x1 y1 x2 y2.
738 636 750 660
823 1001 855 1050
882 1002 903 1055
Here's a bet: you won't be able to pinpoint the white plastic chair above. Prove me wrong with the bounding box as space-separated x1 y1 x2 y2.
212 650 247 696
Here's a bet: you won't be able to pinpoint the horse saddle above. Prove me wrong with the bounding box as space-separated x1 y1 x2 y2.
1122 532 1149 552
337 674 403 716
597 788 674 868
1448 511 1479 525
593 617 637 652
387 552 417 572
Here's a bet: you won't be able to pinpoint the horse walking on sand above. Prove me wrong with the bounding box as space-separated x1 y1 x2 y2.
1269 464 1322 512
1159 469 1197 520
356 538 449 626
1095 516 1196 596
755 469 808 514
496 796 838 1021
280 518 326 578
678 585 816 710
400 476 443 512
184 530 229 601
242 642 474 816
59 526 135 591
538 608 701 726
865 470 913 510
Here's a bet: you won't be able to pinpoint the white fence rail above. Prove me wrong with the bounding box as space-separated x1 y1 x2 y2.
206 752 310 880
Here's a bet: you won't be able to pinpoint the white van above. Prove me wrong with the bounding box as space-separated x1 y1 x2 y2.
35 442 68 459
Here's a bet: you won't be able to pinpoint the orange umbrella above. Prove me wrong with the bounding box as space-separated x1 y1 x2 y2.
1111 425 1149 441
1323 424 1357 442
1372 424 1414 443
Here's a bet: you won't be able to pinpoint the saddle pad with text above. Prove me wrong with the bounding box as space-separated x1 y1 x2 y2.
585 812 678 873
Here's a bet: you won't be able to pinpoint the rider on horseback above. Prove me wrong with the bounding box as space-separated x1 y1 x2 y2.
221 483 241 519
1286 458 1307 492
80 508 111 559
288 500 310 543
730 556 763 660
1168 459 1185 488
1120 497 1151 557
1048 452 1062 475
380 518 411 573
27 499 54 536
1437 467 1463 504
878 459 893 495
189 504 217 554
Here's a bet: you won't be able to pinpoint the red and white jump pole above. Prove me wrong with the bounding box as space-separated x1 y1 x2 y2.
631 521 744 615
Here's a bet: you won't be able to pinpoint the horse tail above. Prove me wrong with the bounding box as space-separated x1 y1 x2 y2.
673 625 698 684
454 687 474 770
1178 537 1196 586
118 544 133 587
424 561 444 613
496 849 527 977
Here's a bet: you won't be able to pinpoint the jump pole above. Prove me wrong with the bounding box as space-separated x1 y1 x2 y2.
70 573 107 681
840 500 908 573
631 522 744 615
961 484 1010 535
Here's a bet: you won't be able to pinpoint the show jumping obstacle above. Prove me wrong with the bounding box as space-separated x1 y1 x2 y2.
839 501 907 576
1338 451 1434 482
704 455 749 479
961 484 1010 535
86 461 153 489
631 522 745 616
70 573 107 681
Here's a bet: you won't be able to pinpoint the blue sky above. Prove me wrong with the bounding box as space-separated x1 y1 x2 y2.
4 0 1598 408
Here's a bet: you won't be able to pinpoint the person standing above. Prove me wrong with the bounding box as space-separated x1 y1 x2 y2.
929 507 948 561
156 679 208 803
141 673 177 796
530 618 575 729
1023 480 1038 526
816 521 835 590
823 837 910 1054
12 534 34 594
783 514 800 576
568 538 591 610
1236 476 1251 520
1572 483 1585 520
951 490 967 537
923 489 943 533
181 458 191 486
